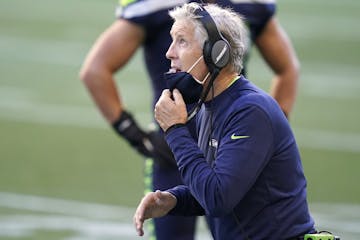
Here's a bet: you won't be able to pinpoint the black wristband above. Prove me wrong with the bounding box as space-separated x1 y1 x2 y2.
112 111 133 135
165 123 185 135
111 110 154 157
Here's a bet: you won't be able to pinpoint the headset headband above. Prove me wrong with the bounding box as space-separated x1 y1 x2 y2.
194 5 230 71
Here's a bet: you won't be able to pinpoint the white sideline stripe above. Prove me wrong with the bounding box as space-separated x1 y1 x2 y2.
0 35 85 67
0 215 135 238
300 66 360 100
0 192 360 239
0 214 212 240
0 192 133 220
293 127 360 153
0 192 212 239
0 86 150 129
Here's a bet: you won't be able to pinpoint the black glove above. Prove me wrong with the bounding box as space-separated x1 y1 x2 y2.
148 130 176 168
112 111 176 168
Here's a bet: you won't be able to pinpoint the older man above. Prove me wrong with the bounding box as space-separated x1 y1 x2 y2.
134 2 315 240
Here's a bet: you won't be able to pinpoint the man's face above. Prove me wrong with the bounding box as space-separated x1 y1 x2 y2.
166 19 208 81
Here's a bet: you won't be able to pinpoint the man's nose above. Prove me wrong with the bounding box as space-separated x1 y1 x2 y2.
166 42 176 60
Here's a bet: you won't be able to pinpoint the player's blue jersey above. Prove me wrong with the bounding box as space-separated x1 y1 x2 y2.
165 76 315 239
216 0 276 41
116 0 276 108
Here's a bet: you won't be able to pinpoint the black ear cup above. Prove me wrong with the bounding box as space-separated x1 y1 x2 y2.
196 6 231 72
203 40 213 69
211 40 230 68
203 39 230 70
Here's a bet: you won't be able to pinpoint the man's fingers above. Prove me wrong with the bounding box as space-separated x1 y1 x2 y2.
134 214 144 236
172 89 184 104
154 88 186 131
134 194 151 237
160 89 172 100
155 89 171 115
134 204 146 236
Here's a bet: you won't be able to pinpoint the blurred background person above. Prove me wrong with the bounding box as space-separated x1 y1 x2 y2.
79 0 299 239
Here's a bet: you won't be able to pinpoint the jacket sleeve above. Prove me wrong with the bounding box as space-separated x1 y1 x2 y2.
166 185 205 216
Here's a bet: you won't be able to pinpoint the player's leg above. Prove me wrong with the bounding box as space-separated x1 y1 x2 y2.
154 214 196 240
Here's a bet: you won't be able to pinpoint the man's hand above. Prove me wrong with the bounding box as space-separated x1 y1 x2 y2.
134 190 177 237
154 89 187 132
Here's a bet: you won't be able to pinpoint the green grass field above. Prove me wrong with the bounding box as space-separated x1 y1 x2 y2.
0 0 359 239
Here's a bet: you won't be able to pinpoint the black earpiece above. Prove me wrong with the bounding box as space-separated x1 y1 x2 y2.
195 6 231 72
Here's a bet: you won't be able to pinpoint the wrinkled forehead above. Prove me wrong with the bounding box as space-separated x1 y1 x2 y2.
170 19 207 49
170 19 195 37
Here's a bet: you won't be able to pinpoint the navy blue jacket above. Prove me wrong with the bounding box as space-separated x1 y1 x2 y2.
166 76 315 239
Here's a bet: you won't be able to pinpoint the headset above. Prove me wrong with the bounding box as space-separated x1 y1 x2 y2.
187 5 231 121
194 5 231 73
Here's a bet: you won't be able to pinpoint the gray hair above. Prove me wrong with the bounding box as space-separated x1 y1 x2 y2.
169 2 248 73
